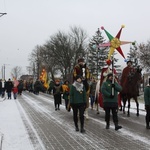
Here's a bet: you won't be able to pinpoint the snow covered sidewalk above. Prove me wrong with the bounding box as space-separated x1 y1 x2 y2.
0 98 33 150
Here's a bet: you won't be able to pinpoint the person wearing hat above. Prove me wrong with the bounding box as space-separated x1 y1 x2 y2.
73 57 91 119
144 78 150 129
70 75 86 133
120 60 135 91
73 57 90 82
5 78 13 99
101 73 122 130
53 79 63 111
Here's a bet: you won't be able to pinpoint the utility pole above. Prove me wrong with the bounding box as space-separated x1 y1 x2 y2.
3 64 5 80
3 64 10 80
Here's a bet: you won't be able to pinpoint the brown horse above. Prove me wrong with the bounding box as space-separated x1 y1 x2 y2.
121 67 142 116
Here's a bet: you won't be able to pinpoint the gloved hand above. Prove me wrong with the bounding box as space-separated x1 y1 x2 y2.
111 83 115 88
110 94 114 98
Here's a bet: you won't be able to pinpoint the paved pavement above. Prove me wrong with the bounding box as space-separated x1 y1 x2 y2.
0 92 150 150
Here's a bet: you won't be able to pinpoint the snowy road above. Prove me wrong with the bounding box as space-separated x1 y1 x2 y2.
0 91 150 150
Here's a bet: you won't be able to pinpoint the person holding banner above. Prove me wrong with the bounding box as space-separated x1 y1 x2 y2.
101 73 122 131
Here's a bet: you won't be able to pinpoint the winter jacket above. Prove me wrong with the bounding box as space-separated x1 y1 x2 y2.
12 87 18 94
101 79 122 106
70 82 86 105
144 85 150 106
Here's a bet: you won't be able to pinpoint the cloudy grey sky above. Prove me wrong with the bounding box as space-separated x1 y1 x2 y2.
0 0 150 80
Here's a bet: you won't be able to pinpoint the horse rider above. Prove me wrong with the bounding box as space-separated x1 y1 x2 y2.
73 57 91 119
120 60 135 91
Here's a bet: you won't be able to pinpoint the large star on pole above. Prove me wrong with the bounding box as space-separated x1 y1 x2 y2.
99 25 132 61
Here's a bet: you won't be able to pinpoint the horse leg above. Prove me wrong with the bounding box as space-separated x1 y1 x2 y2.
135 98 139 116
127 99 130 117
122 96 126 114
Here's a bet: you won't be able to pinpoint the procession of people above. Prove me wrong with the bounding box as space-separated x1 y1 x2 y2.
0 57 149 134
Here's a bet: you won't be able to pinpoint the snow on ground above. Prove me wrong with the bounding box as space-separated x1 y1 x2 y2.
0 95 146 150
0 98 33 150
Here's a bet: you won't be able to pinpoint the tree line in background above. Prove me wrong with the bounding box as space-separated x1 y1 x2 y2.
11 26 150 82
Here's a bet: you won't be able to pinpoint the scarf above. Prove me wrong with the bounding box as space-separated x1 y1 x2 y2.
73 81 83 92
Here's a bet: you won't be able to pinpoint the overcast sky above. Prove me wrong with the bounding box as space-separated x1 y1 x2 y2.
0 0 150 80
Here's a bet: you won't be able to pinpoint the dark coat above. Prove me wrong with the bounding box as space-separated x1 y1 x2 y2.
144 85 150 106
5 81 13 92
53 83 63 104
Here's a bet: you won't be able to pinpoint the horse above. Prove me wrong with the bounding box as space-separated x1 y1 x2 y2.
121 67 142 117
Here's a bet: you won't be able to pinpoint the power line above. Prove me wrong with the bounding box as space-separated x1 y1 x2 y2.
0 12 7 17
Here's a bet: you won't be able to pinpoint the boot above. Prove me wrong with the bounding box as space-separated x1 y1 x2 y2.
80 128 86 133
146 125 150 129
115 123 122 131
146 119 150 129
75 124 79 131
106 122 109 129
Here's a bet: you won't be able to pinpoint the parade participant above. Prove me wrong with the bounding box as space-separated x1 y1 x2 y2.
53 79 63 111
120 60 135 90
62 80 70 110
5 78 13 99
73 57 91 119
144 78 150 129
0 79 6 98
89 77 97 109
99 60 121 108
17 80 24 95
101 73 122 130
70 75 86 133
100 60 117 89
73 57 90 90
12 86 18 99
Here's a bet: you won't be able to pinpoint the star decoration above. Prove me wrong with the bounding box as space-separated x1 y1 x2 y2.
99 25 133 61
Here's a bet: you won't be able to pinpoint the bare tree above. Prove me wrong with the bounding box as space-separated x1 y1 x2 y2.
11 66 22 79
28 26 88 82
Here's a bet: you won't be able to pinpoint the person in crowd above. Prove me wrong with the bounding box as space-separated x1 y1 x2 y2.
48 80 54 94
34 79 42 95
5 78 13 99
53 79 63 111
12 85 18 99
101 73 122 131
73 57 91 119
89 77 97 110
0 79 6 98
17 80 24 95
144 78 150 129
70 75 86 133
28 80 34 92
62 80 70 110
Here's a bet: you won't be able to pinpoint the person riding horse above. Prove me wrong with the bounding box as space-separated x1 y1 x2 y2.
120 60 135 94
73 58 90 89
120 60 142 116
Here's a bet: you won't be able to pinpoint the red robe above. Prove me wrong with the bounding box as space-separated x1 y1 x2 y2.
120 66 135 94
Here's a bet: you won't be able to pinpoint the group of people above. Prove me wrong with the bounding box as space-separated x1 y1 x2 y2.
52 57 150 133
0 78 21 99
